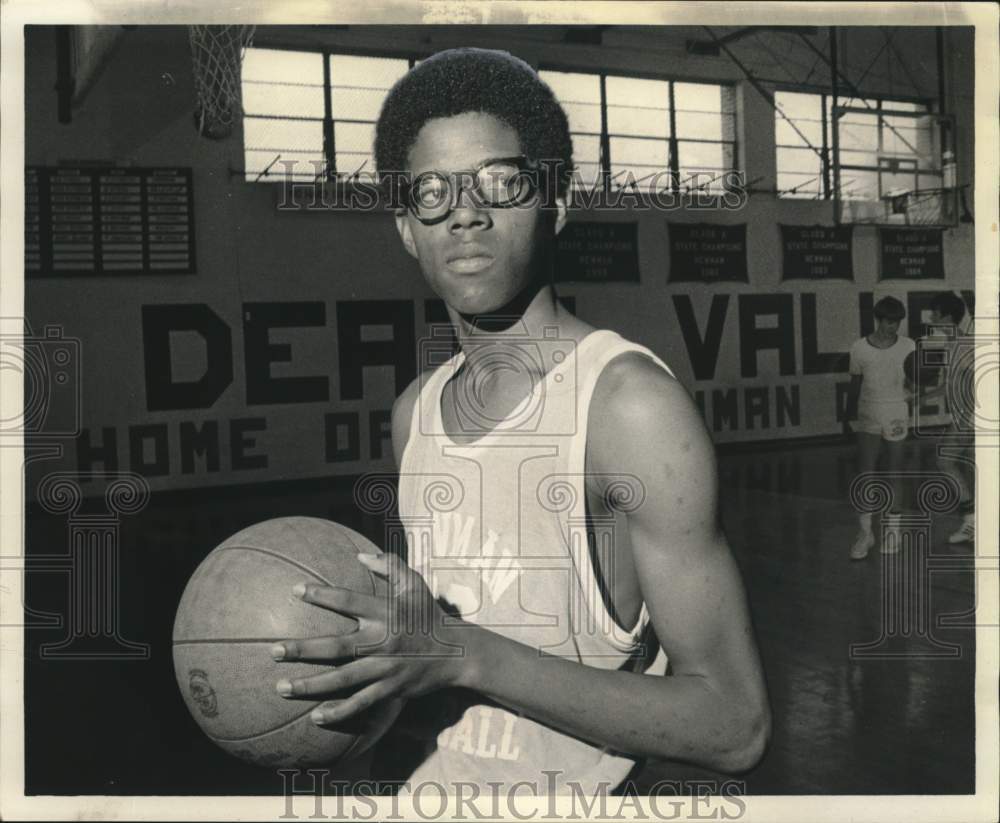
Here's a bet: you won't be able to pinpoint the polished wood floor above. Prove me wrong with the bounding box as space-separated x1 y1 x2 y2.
23 437 976 795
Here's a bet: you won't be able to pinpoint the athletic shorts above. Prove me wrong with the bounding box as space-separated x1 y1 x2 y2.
852 400 910 441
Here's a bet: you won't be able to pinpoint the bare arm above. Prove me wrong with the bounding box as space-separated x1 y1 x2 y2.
446 357 770 770
845 373 863 420
390 374 421 469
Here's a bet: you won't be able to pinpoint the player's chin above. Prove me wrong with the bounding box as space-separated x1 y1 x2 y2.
439 282 511 317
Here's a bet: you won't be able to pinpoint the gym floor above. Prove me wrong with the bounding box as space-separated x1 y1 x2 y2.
23 434 975 796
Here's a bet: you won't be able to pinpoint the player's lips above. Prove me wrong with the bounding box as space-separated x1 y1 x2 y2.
445 247 494 273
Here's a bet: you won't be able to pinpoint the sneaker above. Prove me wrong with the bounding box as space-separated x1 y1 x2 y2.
948 514 975 544
850 530 874 560
882 515 902 555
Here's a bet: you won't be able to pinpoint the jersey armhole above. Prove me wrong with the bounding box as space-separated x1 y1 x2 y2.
567 342 675 652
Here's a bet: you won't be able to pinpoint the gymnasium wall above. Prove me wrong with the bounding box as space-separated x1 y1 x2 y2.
23 25 977 496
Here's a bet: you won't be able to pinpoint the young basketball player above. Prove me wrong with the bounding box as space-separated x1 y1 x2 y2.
844 296 915 559
919 292 975 544
271 48 770 794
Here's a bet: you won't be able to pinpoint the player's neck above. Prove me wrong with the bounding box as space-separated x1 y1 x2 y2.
449 284 572 373
870 329 898 347
452 284 560 342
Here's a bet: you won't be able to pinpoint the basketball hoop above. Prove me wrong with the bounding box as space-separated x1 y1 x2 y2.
882 188 958 228
188 25 256 140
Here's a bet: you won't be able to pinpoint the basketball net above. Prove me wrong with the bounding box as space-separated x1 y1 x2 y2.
887 188 958 227
188 25 256 140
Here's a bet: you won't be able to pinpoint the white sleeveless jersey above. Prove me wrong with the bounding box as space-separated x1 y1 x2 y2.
397 329 672 795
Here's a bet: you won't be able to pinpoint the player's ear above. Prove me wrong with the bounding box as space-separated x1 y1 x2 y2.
394 210 419 259
552 195 568 236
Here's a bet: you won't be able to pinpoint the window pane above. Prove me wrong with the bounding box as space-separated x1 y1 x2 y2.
675 110 724 141
839 149 878 168
242 49 325 118
331 87 389 122
776 146 822 176
244 116 323 154
778 172 823 198
243 82 324 117
329 54 409 88
774 91 824 198
540 70 602 133
882 99 927 113
540 70 600 103
243 48 323 83
329 55 408 123
245 151 323 182
775 115 822 148
334 122 374 154
606 75 669 138
839 170 879 200
334 122 375 174
882 122 920 155
609 136 669 168
678 140 724 170
838 114 879 151
562 101 603 135
836 96 880 113
571 162 602 190
775 91 821 121
570 135 601 190
612 165 673 191
572 134 601 166
674 82 722 114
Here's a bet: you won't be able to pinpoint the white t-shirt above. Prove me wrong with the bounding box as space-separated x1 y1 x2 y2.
849 335 915 406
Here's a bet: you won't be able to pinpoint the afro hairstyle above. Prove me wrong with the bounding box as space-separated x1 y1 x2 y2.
374 47 574 197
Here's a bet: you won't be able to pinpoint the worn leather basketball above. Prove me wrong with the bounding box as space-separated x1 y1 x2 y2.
172 516 402 768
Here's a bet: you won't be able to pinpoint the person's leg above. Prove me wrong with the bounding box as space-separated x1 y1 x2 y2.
940 436 975 543
884 438 908 512
882 437 909 554
850 432 882 559
938 443 973 507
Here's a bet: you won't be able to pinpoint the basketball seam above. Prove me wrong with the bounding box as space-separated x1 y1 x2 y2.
213 545 338 588
210 703 321 743
284 519 378 596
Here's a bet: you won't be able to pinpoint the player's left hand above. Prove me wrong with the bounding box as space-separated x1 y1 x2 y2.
271 553 466 724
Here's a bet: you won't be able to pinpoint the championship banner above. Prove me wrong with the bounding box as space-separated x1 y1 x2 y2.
879 227 945 280
555 221 640 283
668 223 748 283
780 225 854 281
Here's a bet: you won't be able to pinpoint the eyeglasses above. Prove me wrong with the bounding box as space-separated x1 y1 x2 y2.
402 155 539 225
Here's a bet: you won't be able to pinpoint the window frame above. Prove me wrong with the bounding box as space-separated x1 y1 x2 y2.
772 83 936 201
242 41 421 184
537 63 740 196
240 45 741 202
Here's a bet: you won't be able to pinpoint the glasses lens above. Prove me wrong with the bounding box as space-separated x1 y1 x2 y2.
477 160 535 206
410 172 451 221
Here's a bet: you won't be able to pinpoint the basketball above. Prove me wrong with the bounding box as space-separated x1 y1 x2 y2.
903 350 940 387
172 517 403 769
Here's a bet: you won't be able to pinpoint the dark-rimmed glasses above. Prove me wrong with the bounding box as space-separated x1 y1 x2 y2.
402 155 539 225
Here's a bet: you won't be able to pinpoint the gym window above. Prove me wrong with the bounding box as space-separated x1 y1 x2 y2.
240 48 414 183
538 69 738 194
774 90 937 200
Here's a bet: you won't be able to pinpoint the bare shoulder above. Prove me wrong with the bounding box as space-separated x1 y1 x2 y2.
391 373 424 469
590 352 710 455
587 351 716 503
